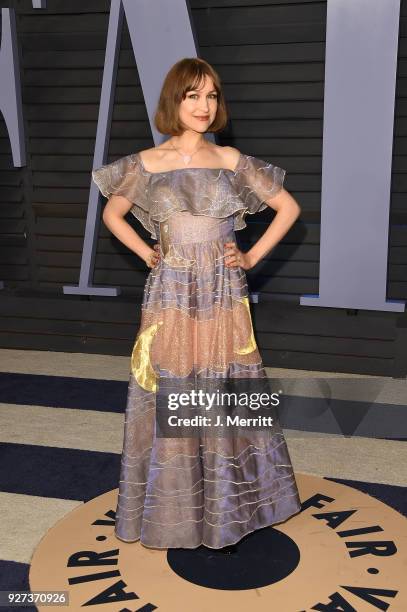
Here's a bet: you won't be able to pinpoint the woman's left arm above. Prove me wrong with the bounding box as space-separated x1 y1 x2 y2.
224 188 301 270
246 188 301 268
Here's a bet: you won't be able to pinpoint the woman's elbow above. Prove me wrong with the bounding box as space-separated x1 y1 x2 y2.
102 206 110 227
102 202 117 229
294 201 302 218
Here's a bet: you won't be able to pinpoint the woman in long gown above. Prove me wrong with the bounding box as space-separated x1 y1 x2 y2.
92 57 302 551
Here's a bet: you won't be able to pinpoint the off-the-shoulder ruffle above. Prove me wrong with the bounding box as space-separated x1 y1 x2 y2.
92 153 157 238
92 151 286 240
230 153 286 218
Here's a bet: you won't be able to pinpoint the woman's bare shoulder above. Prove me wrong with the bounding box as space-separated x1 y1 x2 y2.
218 145 241 170
138 146 168 162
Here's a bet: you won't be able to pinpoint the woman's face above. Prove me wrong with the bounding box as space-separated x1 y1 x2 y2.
178 75 218 133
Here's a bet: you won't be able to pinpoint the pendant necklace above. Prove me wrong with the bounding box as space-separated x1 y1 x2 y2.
170 139 206 165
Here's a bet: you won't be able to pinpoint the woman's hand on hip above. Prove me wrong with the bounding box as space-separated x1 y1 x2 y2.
223 241 255 270
144 244 161 269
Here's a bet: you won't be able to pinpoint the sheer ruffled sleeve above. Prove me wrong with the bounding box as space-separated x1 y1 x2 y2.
231 153 286 215
92 153 156 238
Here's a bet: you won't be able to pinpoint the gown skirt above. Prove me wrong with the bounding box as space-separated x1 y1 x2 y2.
92 152 302 549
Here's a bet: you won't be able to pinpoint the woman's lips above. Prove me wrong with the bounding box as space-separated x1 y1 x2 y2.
196 116 209 121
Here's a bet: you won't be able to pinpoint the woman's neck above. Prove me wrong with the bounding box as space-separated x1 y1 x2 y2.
168 133 208 154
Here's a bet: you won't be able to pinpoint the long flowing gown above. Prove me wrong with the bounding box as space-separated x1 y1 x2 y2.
92 150 302 549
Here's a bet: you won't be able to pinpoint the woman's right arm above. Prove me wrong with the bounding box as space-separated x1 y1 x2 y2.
102 195 160 269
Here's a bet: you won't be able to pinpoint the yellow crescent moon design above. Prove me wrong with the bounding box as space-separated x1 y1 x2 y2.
234 296 257 355
131 321 163 392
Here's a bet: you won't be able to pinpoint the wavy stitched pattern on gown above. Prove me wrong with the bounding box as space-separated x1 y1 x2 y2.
115 392 301 548
114 213 301 548
91 153 301 548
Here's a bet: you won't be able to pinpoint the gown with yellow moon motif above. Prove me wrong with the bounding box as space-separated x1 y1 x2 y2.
92 150 301 549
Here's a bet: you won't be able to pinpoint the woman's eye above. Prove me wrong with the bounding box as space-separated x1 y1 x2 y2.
188 94 217 99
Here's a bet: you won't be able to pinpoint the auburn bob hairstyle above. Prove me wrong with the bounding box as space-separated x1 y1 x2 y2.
154 58 228 135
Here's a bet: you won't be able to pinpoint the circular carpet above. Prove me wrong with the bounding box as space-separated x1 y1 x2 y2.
29 473 407 611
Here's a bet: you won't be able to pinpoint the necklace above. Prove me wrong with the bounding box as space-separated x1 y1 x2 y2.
169 139 207 165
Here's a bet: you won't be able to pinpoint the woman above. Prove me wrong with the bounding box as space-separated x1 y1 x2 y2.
92 57 302 553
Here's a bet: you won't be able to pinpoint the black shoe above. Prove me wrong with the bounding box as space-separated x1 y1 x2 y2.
216 543 238 555
197 543 239 558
